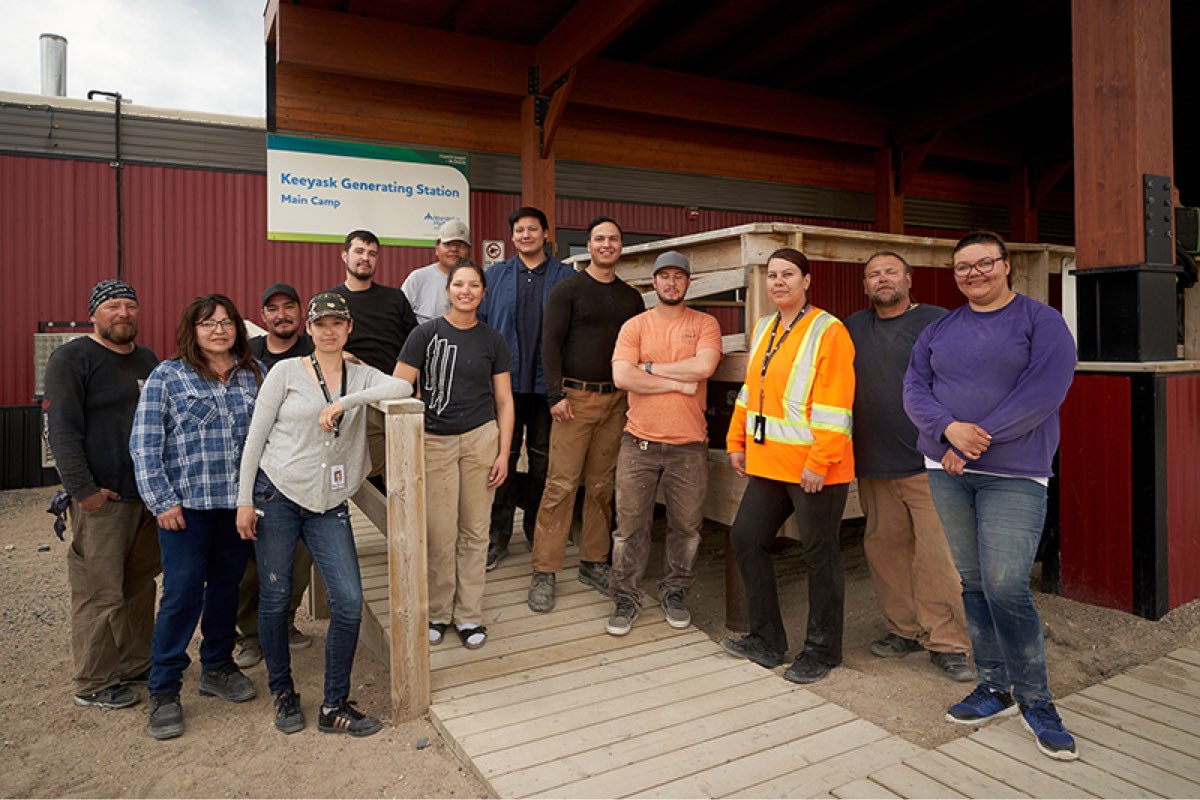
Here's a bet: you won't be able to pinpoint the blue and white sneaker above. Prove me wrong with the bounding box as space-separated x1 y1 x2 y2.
1021 701 1079 760
945 684 1019 725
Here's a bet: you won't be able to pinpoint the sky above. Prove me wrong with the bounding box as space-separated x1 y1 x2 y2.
0 0 266 118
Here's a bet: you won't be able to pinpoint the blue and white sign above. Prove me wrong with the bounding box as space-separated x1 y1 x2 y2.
267 135 469 246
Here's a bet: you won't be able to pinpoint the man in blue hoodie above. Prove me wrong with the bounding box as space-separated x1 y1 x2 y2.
478 206 575 569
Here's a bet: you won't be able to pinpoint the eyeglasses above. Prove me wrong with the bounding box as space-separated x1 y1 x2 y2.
952 256 1005 276
197 319 237 331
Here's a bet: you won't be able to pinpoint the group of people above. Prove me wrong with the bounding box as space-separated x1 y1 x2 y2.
45 211 1079 762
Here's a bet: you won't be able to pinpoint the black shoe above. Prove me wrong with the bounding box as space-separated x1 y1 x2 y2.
147 693 184 740
719 634 785 669
930 651 976 682
783 652 833 684
577 560 610 595
274 690 305 734
870 633 924 658
74 683 139 709
318 698 383 737
198 662 256 703
486 545 509 571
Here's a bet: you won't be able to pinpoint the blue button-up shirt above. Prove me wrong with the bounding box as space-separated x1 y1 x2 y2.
130 358 261 516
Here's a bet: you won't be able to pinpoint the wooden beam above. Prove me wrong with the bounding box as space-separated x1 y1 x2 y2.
896 132 940 197
442 0 496 33
534 0 657 93
541 69 575 158
1010 165 1037 243
874 148 904 234
640 0 732 66
263 0 279 44
522 95 556 244
1035 160 1073 207
275 4 886 148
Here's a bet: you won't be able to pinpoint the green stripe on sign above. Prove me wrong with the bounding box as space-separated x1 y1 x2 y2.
268 232 437 247
267 134 469 176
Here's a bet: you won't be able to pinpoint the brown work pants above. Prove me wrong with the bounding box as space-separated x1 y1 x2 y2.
531 386 627 573
66 498 161 695
859 474 970 654
426 423 499 626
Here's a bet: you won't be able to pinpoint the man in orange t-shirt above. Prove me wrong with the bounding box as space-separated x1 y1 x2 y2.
606 251 723 636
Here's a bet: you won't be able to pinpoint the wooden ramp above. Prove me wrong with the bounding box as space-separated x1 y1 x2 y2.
351 510 1200 798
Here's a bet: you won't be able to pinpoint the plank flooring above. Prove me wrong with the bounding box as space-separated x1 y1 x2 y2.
349 508 1200 798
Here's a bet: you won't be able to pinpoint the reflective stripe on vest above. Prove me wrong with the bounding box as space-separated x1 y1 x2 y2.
738 310 848 446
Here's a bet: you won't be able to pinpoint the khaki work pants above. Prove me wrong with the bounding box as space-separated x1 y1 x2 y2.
426 423 499 626
531 386 627 574
66 498 161 694
860 474 970 654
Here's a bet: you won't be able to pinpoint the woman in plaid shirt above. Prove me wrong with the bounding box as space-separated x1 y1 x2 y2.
130 294 264 740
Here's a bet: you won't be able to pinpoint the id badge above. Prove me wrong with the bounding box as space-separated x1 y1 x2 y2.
330 464 347 491
753 415 766 444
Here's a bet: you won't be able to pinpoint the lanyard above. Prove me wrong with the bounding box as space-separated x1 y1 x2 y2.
757 305 808 414
310 355 348 437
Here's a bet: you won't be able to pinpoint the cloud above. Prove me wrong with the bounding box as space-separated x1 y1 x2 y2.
0 0 264 117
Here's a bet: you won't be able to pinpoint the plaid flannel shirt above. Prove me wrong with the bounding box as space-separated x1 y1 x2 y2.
130 358 261 516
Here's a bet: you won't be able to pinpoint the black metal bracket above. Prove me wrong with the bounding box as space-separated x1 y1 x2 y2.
1144 173 1174 265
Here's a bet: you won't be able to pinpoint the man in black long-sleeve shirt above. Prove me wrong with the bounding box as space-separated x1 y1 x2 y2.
43 280 161 710
527 217 644 613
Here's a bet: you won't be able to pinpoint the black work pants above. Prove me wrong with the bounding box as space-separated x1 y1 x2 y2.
729 476 849 665
489 392 551 547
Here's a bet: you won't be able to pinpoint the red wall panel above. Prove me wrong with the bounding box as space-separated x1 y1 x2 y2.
1166 374 1200 609
1058 374 1133 611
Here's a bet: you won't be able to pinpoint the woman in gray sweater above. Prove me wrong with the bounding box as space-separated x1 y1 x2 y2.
236 292 412 737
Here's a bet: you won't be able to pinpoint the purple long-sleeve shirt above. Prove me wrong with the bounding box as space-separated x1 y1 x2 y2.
903 293 1076 478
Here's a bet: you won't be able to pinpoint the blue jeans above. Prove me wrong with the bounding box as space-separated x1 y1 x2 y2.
149 508 248 695
252 471 363 706
927 470 1051 705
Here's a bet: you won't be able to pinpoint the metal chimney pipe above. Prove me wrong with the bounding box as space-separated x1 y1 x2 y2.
40 34 68 96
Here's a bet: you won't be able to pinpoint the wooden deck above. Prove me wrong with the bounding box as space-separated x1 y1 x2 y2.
351 509 1200 798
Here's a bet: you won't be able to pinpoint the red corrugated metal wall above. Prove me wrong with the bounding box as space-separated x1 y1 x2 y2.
1059 374 1133 611
1167 374 1200 609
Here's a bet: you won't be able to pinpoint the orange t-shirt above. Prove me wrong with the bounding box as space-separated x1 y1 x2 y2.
612 308 724 444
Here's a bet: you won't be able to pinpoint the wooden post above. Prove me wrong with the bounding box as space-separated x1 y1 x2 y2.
521 94 556 246
1009 165 1037 243
382 397 429 724
873 148 904 234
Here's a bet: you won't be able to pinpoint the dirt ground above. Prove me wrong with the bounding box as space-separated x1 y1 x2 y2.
3 485 1199 799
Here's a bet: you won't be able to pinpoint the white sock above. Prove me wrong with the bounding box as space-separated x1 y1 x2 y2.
456 623 485 647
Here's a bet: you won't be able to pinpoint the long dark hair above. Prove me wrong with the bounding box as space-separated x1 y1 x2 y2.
173 294 263 386
768 247 811 275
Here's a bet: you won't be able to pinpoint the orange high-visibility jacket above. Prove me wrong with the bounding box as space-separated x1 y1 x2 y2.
726 307 855 485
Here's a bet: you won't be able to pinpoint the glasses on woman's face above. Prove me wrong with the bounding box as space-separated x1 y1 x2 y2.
952 256 1004 276
196 319 236 332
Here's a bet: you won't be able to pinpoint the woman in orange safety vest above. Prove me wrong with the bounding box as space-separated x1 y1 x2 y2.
720 247 855 685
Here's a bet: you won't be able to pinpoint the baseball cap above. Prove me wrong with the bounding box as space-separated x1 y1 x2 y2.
307 292 352 323
653 250 691 276
438 219 471 245
261 282 301 307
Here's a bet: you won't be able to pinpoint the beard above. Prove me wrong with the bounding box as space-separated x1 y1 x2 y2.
657 293 685 306
270 321 299 340
869 288 907 308
98 319 138 345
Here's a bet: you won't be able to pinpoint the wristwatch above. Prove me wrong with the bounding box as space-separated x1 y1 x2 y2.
644 362 653 374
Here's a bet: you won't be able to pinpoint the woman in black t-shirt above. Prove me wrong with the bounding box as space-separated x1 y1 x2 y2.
395 261 514 649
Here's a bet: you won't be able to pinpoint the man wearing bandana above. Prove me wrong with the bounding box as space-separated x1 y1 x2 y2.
43 279 161 710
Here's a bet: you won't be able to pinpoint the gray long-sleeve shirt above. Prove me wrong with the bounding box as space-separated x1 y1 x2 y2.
237 358 413 512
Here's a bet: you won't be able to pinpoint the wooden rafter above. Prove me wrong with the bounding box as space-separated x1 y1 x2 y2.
441 0 497 33
1035 160 1073 206
541 68 575 157
533 0 657 93
639 0 734 67
896 131 941 196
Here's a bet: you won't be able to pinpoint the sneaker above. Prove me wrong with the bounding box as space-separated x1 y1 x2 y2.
274 690 305 734
147 693 184 740
74 683 139 709
577 561 610 595
486 545 508 571
234 639 263 668
783 652 832 684
660 588 691 629
870 633 924 658
930 651 975 682
123 668 151 685
606 595 639 636
318 698 383 737
288 628 312 650
946 684 1019 725
1021 701 1079 761
198 663 257 703
528 571 556 613
719 634 785 669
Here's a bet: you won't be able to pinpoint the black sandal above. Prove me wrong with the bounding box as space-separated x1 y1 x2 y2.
457 625 487 650
429 622 449 646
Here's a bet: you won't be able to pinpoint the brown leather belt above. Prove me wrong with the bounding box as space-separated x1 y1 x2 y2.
562 378 616 394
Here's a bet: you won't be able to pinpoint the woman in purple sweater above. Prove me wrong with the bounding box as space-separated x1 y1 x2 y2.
903 231 1078 762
